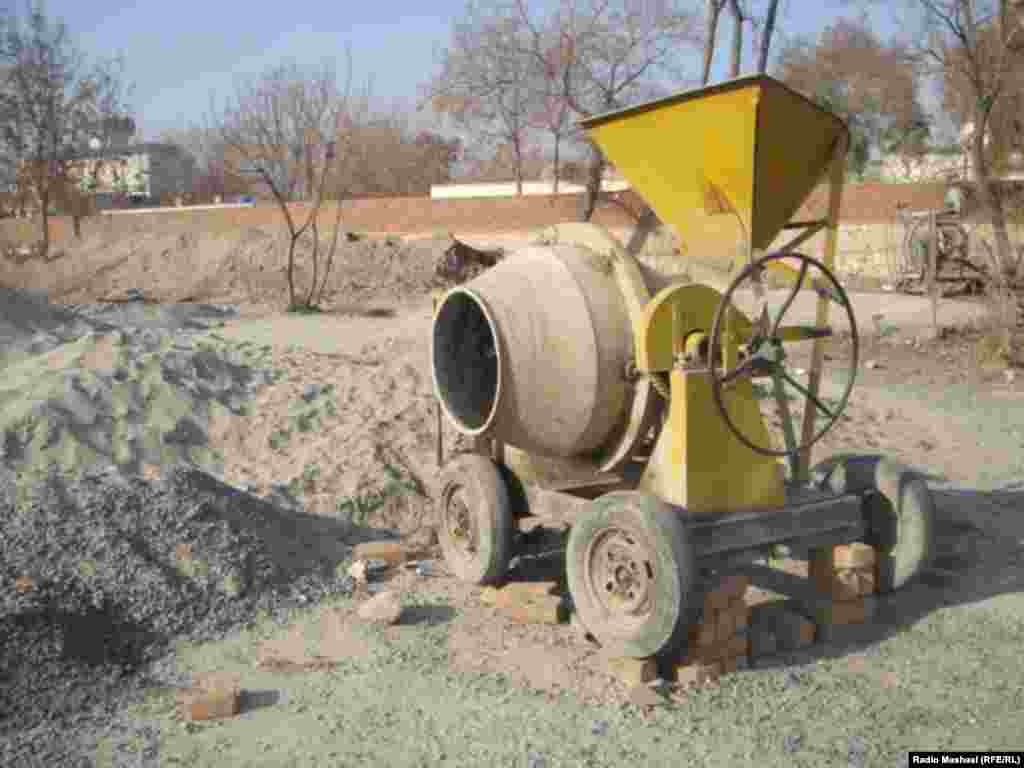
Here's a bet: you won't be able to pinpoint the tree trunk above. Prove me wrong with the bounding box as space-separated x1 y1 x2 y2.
39 191 50 260
702 0 723 85
72 214 82 239
578 143 606 222
727 0 743 78
756 0 780 74
552 134 560 196
971 119 1016 329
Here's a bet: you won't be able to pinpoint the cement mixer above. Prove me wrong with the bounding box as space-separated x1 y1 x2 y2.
431 75 936 660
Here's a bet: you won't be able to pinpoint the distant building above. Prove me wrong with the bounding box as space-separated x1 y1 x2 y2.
70 142 196 209
429 176 630 199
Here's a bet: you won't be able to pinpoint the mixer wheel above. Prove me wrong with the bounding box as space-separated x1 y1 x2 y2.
567 492 697 659
811 454 935 591
437 454 513 585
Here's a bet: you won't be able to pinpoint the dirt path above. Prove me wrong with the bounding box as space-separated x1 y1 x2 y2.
89 294 1024 768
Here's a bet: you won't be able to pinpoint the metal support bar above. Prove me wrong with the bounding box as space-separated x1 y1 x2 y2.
776 219 827 254
684 493 863 559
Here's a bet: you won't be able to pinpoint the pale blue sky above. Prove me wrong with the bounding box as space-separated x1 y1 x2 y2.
46 0 905 140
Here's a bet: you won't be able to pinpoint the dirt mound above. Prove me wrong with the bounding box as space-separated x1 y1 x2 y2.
0 226 483 310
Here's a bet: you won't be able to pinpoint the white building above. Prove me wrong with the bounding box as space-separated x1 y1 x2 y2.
430 178 631 199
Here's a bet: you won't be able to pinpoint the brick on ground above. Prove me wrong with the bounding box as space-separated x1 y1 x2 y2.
503 594 565 625
353 541 409 565
674 660 721 688
605 654 658 687
802 594 877 629
480 580 559 607
177 674 241 722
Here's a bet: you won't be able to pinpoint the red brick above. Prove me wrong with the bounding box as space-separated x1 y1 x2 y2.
727 634 750 658
605 655 658 687
674 661 720 687
717 608 735 641
353 541 407 565
833 543 877 570
177 674 241 722
502 595 565 625
691 614 717 647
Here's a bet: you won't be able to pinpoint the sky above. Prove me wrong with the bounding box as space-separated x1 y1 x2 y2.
46 0 909 142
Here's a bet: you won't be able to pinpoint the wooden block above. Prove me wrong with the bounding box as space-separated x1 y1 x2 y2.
721 656 738 675
353 541 406 565
178 674 241 722
833 543 877 569
606 655 658 687
502 594 565 625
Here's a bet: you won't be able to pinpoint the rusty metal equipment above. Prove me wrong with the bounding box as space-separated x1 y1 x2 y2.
431 75 936 660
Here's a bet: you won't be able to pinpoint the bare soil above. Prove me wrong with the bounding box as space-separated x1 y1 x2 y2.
3 224 1023 766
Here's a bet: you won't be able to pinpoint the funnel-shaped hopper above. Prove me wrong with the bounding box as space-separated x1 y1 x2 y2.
582 75 849 277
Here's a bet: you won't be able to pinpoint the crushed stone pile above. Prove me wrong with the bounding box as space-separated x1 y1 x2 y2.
0 465 356 765
0 297 265 483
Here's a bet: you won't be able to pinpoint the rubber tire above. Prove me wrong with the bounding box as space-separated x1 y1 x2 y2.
811 454 935 592
437 453 513 585
566 491 696 659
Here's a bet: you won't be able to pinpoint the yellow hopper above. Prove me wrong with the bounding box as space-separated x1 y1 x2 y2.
581 74 850 286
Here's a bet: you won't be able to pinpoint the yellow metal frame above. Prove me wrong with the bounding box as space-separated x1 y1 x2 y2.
578 75 851 511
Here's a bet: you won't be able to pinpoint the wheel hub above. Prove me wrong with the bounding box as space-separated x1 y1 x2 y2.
588 528 653 617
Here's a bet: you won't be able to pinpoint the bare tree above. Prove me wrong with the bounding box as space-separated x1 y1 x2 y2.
428 3 537 195
905 0 1023 304
776 16 926 178
701 0 728 83
211 55 367 310
0 3 131 254
508 0 699 223
755 0 781 72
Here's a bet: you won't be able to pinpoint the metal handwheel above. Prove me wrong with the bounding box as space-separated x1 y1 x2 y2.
708 251 859 457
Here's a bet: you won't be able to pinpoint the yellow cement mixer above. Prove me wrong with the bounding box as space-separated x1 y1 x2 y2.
430 75 935 659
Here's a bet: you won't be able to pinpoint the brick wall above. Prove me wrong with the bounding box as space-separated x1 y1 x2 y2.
0 182 949 249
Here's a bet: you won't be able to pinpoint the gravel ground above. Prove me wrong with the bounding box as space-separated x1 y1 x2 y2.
0 464 360 766
0 291 367 766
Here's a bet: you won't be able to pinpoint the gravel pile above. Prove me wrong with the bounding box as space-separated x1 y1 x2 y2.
0 289 359 765
0 464 357 765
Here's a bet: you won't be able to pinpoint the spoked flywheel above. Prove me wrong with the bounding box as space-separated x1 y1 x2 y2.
708 251 859 457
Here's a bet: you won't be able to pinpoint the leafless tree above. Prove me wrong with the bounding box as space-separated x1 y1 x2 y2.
211 54 369 310
0 3 131 254
905 0 1024 303
507 0 698 228
427 2 537 195
776 16 926 178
